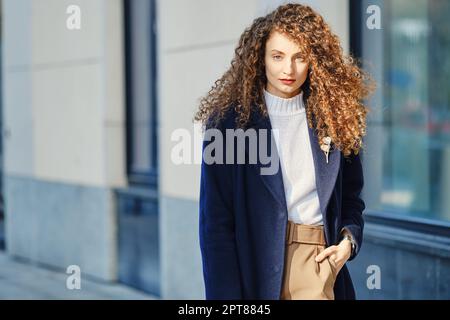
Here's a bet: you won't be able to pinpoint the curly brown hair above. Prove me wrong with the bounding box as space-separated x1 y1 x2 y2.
193 3 375 157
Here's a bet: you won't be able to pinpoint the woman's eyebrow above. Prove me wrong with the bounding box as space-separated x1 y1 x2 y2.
271 49 302 55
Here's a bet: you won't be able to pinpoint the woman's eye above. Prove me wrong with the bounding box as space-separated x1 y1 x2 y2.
273 55 282 60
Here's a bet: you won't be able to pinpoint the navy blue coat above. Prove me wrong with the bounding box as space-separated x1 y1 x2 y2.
199 103 365 300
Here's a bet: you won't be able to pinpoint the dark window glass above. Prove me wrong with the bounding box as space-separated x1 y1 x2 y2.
352 0 450 223
124 0 158 186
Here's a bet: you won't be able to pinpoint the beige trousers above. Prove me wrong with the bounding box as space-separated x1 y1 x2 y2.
280 220 337 300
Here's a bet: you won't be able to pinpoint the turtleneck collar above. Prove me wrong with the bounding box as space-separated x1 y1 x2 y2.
263 88 305 116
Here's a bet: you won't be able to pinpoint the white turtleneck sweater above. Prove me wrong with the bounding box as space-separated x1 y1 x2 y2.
263 88 323 226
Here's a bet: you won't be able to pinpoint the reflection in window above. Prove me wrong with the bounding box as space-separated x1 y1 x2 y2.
356 0 450 222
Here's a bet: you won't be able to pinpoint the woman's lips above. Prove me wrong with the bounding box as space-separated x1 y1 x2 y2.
280 79 295 85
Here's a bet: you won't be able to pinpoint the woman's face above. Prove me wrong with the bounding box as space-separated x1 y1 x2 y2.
264 30 309 99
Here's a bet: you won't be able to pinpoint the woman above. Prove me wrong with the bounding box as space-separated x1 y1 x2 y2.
194 3 374 300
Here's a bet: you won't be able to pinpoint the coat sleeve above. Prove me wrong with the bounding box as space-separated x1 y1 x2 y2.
340 151 365 261
199 123 243 299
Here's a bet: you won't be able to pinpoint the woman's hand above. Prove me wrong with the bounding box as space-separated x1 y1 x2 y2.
314 239 352 275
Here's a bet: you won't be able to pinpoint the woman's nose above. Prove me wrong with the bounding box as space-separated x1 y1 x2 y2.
283 61 295 75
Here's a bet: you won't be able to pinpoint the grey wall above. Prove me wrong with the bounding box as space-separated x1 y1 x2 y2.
1 0 126 281
349 220 450 299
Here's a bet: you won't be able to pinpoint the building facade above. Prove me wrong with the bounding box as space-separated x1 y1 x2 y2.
1 0 449 299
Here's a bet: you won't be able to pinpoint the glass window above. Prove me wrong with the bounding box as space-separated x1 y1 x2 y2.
352 0 450 223
124 0 158 186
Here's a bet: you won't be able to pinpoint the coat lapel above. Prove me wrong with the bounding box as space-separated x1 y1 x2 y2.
245 105 341 226
246 112 288 214
306 122 341 218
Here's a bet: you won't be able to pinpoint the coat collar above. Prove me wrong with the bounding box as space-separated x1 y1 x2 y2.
244 102 341 225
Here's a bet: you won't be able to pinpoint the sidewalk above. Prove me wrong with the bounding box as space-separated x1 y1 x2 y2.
0 252 158 300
